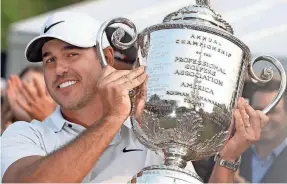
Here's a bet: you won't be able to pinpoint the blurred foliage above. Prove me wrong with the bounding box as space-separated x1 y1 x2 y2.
1 0 85 51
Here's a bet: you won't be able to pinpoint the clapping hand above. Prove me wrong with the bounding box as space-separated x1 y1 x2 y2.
16 78 56 121
7 75 56 122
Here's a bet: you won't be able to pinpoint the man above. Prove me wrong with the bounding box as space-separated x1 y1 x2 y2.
1 11 268 183
239 80 287 183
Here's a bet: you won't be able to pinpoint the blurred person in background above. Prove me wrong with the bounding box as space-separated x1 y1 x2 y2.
192 80 287 183
1 65 56 134
237 80 287 183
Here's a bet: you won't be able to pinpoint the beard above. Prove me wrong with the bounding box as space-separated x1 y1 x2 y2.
47 82 97 111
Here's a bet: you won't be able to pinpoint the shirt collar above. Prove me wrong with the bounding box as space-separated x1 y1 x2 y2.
44 106 133 133
44 106 68 132
273 138 287 157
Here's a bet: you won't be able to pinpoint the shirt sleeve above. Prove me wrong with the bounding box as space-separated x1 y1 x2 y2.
1 121 47 179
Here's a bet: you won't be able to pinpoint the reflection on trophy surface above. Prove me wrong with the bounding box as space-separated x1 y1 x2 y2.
96 0 286 183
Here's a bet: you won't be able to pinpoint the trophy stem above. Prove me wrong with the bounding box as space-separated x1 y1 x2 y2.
163 146 189 169
164 156 187 169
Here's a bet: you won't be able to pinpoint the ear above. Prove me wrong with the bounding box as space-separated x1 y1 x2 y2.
103 46 115 67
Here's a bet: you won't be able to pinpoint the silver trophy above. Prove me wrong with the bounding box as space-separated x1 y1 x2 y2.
96 0 286 183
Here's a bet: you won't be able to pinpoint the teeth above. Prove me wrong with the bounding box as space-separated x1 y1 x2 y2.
59 81 77 88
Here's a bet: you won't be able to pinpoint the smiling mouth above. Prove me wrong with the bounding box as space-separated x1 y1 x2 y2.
58 81 77 88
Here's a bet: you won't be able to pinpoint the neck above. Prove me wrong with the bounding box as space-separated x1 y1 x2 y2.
61 95 103 128
255 135 286 159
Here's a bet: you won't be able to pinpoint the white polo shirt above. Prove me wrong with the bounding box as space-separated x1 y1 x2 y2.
1 107 195 183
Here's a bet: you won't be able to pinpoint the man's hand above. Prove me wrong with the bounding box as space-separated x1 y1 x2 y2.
220 97 269 161
15 78 56 121
97 66 147 121
209 97 269 183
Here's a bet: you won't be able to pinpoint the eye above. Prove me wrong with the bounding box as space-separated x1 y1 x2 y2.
67 53 79 57
45 57 56 64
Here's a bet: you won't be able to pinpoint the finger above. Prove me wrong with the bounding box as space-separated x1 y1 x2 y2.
99 70 131 86
11 76 22 95
13 75 22 89
15 96 31 113
245 103 260 137
6 88 14 102
111 66 146 85
33 78 44 97
6 80 13 93
7 77 16 92
6 80 17 101
21 81 36 104
234 109 246 134
121 72 147 91
98 65 117 82
7 78 12 90
238 98 251 129
256 110 269 128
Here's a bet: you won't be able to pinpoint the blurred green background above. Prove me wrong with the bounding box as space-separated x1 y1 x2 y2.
1 0 85 51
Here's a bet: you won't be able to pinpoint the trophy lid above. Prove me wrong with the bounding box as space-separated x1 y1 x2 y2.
163 0 234 34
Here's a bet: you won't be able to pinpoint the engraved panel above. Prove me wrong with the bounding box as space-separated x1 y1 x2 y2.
132 24 249 161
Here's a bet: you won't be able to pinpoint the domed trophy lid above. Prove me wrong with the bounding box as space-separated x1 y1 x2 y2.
163 0 234 34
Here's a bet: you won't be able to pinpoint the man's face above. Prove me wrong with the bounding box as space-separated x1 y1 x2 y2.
42 39 103 110
252 91 287 142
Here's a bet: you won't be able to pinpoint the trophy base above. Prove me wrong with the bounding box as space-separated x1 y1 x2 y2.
129 165 203 184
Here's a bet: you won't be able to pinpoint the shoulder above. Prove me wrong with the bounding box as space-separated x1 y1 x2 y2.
1 116 58 149
2 120 39 137
2 119 51 138
1 120 50 179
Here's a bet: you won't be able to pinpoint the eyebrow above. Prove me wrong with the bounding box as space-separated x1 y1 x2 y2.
42 45 83 59
62 45 83 51
42 52 51 58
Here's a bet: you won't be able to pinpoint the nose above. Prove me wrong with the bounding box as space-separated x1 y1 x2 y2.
55 60 70 76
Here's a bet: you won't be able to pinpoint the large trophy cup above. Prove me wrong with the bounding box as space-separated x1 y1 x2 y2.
96 0 286 183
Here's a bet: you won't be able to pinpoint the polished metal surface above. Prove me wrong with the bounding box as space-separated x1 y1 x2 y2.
132 25 247 161
248 55 287 114
96 0 287 183
163 0 233 34
128 165 203 183
96 17 138 67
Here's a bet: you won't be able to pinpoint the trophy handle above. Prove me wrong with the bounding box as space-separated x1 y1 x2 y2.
248 55 287 114
96 17 138 68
